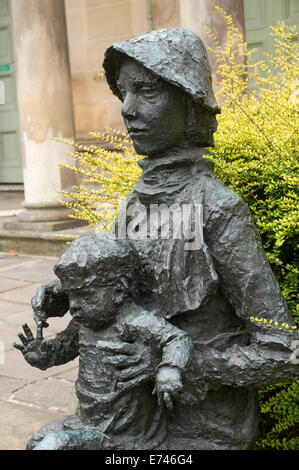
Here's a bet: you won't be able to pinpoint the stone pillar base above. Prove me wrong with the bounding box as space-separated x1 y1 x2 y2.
3 203 87 232
3 218 86 232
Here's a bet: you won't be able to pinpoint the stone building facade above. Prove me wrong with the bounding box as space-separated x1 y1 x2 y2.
0 0 298 229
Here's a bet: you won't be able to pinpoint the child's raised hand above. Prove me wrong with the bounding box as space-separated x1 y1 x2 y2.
153 366 183 411
13 322 52 370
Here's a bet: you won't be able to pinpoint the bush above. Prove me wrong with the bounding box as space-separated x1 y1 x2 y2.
58 8 298 449
56 129 141 231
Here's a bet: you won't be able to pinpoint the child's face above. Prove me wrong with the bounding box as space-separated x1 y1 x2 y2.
64 280 123 330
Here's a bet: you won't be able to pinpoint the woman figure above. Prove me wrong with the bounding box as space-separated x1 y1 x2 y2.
31 29 298 450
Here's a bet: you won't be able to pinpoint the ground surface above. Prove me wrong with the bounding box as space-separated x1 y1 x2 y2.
0 252 79 450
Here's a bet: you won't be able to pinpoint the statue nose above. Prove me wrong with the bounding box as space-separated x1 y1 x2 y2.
121 93 138 120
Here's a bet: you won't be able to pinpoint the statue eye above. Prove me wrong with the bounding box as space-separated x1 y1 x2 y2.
117 86 126 100
134 82 155 95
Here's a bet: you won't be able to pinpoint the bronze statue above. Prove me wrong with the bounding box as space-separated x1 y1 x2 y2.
14 28 298 450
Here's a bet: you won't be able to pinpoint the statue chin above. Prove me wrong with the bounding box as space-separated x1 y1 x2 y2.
131 137 185 158
129 135 157 157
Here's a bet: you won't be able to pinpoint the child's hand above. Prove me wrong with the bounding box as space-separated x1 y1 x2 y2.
13 322 52 370
153 366 183 411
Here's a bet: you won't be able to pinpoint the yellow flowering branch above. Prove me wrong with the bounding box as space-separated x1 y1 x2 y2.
250 316 298 333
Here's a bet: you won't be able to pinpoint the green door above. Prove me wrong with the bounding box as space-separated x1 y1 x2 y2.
244 0 299 62
0 0 23 183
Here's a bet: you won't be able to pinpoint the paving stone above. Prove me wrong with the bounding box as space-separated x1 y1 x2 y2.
0 254 36 271
0 234 69 258
61 388 78 414
0 282 42 305
0 300 31 319
0 399 64 450
3 259 57 283
0 277 30 294
0 257 40 274
0 253 81 450
0 376 27 399
1 347 79 381
0 324 28 351
2 308 34 327
12 377 77 412
55 366 78 383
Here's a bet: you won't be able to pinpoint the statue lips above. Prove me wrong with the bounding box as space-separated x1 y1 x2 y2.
127 126 148 137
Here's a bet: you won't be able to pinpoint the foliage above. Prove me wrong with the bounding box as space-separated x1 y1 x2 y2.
257 381 299 450
55 130 141 232
57 8 299 449
250 316 298 333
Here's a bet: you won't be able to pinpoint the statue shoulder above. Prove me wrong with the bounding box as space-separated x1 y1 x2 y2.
198 173 249 217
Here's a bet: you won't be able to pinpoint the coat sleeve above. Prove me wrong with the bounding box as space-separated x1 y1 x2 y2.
200 192 299 388
121 310 194 372
44 318 80 368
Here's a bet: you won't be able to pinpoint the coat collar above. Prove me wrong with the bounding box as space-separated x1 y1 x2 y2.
138 147 214 173
134 147 214 200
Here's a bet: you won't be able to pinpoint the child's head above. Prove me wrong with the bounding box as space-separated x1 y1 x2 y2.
54 234 139 329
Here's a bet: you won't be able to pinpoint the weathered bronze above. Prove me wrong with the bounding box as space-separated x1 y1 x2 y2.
14 28 298 450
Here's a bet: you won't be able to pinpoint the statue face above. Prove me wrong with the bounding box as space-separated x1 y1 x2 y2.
66 282 121 330
117 57 187 156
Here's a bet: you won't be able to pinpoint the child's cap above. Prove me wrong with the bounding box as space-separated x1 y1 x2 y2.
54 234 139 290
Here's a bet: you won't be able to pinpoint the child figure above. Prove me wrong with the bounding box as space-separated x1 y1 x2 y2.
13 234 193 450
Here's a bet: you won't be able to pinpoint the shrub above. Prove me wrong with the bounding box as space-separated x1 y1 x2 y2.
58 8 298 449
56 129 141 232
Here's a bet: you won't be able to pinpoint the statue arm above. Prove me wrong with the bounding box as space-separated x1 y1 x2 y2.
122 310 194 410
31 278 69 325
197 329 298 389
202 196 299 389
44 319 80 368
123 310 194 372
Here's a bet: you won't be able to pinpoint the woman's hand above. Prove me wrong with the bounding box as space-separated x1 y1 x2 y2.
96 339 157 388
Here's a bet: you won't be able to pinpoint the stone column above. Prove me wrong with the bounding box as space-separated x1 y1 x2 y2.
179 0 246 81
9 0 78 231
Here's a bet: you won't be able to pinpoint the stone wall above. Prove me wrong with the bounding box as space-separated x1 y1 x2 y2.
64 0 148 139
64 0 246 139
151 0 180 29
